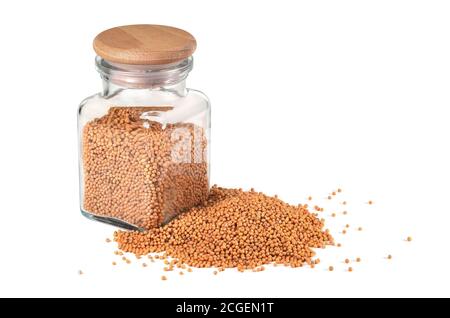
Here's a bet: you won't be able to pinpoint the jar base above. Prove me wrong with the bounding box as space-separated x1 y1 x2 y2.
81 210 144 231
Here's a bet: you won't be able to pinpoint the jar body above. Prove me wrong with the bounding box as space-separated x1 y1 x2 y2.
78 66 210 230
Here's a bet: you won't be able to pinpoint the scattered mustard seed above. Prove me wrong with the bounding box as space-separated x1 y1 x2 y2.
328 266 334 272
161 275 167 281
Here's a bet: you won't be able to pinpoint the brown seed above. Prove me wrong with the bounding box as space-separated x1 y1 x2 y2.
187 268 192 273
356 257 361 262
213 271 218 275
112 261 117 266
113 187 334 271
368 200 373 205
342 230 347 234
328 266 334 272
105 238 111 243
345 224 350 228
387 255 392 260
308 196 312 201
82 107 209 230
337 243 342 247
332 192 336 196
337 188 342 193
406 236 412 242
78 270 83 275
358 227 363 231
328 196 332 200
332 213 336 217
161 275 167 281
344 259 350 264
142 263 147 267
343 211 348 215
342 201 347 205
348 267 353 272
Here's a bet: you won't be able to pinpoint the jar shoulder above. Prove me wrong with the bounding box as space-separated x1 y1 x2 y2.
78 89 210 125
79 89 210 111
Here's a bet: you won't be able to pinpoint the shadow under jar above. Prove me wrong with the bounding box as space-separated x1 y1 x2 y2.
78 25 210 230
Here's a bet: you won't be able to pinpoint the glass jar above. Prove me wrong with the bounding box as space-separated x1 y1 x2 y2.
78 25 210 230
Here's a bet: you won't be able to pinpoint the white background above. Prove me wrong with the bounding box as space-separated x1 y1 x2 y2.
0 0 449 298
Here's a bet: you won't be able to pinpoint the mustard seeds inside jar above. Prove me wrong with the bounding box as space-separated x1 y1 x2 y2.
78 25 210 230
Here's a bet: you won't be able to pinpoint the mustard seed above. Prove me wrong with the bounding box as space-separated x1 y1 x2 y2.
112 262 117 266
82 107 209 230
348 267 353 272
344 259 350 264
114 186 334 271
328 266 334 272
356 257 361 262
387 255 392 260
406 236 412 242
161 275 167 281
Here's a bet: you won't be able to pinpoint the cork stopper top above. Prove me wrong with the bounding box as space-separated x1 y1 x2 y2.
93 24 197 65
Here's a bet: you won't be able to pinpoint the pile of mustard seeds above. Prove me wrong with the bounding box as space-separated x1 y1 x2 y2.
114 185 334 269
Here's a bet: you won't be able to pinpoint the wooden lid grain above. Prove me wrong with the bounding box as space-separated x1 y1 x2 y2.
93 24 197 65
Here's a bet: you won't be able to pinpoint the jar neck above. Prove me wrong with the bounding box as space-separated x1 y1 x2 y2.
96 56 192 97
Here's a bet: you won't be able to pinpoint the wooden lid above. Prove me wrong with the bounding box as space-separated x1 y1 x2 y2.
93 24 196 65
